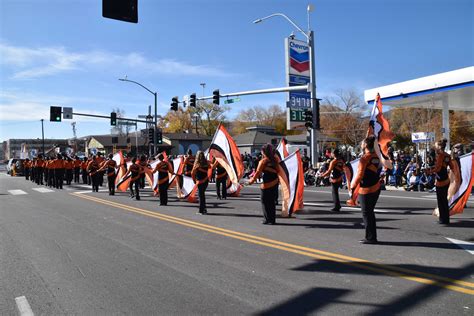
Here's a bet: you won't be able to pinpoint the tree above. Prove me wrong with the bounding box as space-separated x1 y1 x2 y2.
233 104 299 135
159 107 193 133
320 89 367 146
110 108 131 136
191 101 229 136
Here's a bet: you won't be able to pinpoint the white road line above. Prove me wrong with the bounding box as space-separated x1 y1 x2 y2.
8 190 27 195
15 296 34 316
446 238 474 255
32 188 54 193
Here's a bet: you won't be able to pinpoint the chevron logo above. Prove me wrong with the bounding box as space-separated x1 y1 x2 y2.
289 48 309 63
290 58 310 73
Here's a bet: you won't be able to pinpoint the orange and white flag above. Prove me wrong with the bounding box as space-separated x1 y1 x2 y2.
278 150 305 216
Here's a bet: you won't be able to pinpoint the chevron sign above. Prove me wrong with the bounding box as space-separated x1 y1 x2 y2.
286 37 311 112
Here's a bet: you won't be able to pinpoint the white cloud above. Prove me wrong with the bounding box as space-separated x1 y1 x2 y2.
0 42 233 80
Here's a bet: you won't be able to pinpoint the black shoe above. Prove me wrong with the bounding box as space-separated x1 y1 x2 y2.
359 239 378 244
262 221 275 225
135 197 140 200
330 208 341 212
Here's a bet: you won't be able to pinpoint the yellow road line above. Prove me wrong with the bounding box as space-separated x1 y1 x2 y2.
72 193 474 295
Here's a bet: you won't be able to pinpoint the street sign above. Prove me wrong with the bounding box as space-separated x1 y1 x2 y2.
285 37 311 108
286 107 306 130
63 107 73 119
117 121 137 127
411 132 435 143
224 98 241 104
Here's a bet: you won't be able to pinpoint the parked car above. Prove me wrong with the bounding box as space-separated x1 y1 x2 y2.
6 158 25 176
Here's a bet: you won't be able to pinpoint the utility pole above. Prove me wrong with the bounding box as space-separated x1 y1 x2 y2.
41 119 45 155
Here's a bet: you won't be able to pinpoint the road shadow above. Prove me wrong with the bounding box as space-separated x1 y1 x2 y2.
256 287 351 316
205 212 262 218
444 220 474 228
274 222 397 230
301 217 401 223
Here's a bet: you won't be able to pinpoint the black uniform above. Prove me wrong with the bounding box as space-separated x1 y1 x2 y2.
87 161 100 192
105 160 117 195
193 163 209 214
215 162 228 200
155 161 171 205
431 152 453 224
129 163 141 200
251 157 279 224
355 152 381 242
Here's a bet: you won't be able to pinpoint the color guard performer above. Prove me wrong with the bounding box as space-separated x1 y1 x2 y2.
152 153 173 205
98 154 118 195
428 138 456 225
123 157 143 200
212 158 228 200
191 151 210 214
81 157 88 184
246 144 279 225
321 149 345 212
87 156 100 192
73 155 81 183
350 136 381 244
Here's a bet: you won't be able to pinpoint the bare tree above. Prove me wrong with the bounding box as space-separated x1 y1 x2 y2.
110 108 130 136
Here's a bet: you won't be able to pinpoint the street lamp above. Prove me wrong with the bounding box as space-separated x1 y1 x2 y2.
119 77 158 156
253 5 320 165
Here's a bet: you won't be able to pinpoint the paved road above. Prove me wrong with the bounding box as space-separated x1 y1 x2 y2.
1 173 473 315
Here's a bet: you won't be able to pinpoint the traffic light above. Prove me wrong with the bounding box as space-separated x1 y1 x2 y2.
304 109 313 129
148 128 154 143
171 96 178 111
212 89 220 105
50 106 62 122
315 99 321 129
156 128 163 144
189 93 197 107
111 112 117 126
102 0 138 23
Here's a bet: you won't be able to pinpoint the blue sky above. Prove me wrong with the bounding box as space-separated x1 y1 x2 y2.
0 0 472 141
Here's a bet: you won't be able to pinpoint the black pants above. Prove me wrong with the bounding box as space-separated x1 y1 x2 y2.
25 168 30 180
82 170 88 184
261 186 278 224
36 167 44 185
108 175 116 195
216 176 227 199
159 182 169 205
99 171 104 186
74 167 80 183
436 185 450 224
48 170 54 187
331 182 341 210
55 169 64 189
91 173 100 192
66 169 73 185
198 181 208 213
139 174 145 189
130 180 140 199
359 190 380 241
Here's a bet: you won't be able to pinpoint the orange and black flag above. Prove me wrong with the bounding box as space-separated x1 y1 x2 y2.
277 150 305 217
208 123 244 196
276 138 289 160
346 93 394 206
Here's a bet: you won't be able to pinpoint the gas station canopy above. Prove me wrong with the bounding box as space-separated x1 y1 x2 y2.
364 66 473 111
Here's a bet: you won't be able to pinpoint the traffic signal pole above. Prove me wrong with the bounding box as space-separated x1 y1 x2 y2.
308 30 319 166
195 84 309 101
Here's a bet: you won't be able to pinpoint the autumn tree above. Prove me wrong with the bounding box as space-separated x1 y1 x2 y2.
320 89 367 146
189 101 229 136
159 106 193 133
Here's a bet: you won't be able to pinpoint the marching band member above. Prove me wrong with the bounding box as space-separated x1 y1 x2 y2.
212 157 228 200
97 154 118 195
350 136 381 244
321 149 345 212
428 138 456 225
153 153 174 206
246 144 279 225
192 151 210 214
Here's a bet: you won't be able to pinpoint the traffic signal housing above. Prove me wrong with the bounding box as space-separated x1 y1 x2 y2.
102 0 138 23
171 96 178 111
148 128 154 143
156 128 163 144
189 93 197 107
212 89 220 105
111 112 117 126
50 106 62 122
315 99 321 129
304 109 313 129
